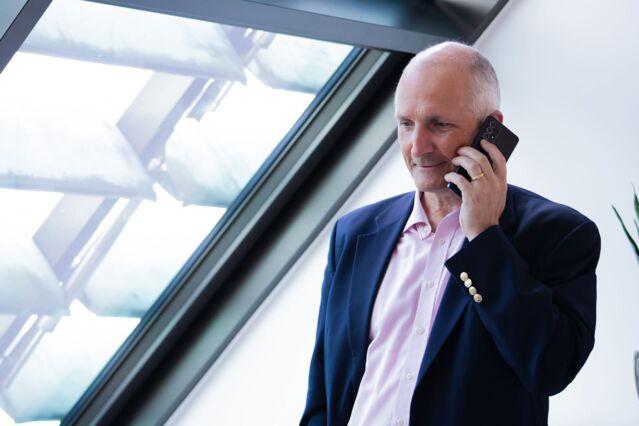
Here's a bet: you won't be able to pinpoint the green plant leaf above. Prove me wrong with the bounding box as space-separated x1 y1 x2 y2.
612 205 639 258
634 183 639 221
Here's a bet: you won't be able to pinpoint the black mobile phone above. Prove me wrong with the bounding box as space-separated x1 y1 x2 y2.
447 116 519 197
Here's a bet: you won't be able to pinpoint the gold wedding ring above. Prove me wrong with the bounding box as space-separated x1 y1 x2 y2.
471 172 485 181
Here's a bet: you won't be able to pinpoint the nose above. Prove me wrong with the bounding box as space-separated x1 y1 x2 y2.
411 126 435 158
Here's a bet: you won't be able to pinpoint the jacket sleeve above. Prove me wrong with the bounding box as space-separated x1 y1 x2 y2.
300 223 338 425
444 220 601 396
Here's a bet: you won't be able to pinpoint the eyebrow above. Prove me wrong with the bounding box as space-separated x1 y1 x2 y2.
395 114 454 123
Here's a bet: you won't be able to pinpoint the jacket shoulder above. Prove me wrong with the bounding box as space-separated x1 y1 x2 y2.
508 185 596 230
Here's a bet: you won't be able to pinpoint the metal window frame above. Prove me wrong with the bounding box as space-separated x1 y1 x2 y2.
86 0 458 53
1 0 509 74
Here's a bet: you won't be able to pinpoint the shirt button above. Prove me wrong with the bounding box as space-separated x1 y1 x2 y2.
460 272 469 281
395 419 404 426
417 327 426 335
405 372 414 380
426 281 435 288
438 238 446 245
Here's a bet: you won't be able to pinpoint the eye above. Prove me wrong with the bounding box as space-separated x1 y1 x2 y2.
398 120 413 129
432 121 455 132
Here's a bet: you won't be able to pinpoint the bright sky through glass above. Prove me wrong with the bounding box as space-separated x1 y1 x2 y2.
0 0 352 423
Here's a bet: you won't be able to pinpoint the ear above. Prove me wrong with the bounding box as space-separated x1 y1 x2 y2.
491 110 504 123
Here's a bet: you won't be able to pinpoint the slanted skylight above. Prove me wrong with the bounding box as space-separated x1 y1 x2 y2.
0 0 353 423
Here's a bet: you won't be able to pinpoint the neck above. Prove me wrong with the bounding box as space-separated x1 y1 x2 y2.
420 189 462 231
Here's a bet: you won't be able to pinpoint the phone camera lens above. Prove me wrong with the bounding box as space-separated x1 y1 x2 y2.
489 134 496 140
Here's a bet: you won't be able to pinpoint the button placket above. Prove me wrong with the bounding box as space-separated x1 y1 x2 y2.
392 233 440 423
385 212 464 426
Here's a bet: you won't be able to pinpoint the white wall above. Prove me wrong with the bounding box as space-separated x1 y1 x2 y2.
169 1 639 424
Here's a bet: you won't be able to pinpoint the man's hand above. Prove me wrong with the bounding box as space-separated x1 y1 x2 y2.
444 140 508 241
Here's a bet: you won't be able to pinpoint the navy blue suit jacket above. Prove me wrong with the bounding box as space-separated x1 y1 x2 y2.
301 185 601 425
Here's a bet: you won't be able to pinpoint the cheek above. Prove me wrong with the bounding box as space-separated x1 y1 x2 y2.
398 138 412 160
437 135 466 159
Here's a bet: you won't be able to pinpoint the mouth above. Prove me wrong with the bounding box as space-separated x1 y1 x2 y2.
414 161 445 168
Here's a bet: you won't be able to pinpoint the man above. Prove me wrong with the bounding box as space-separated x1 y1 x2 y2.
300 42 600 425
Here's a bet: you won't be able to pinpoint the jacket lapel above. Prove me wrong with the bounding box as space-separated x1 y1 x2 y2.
416 185 517 383
347 193 413 373
416 256 470 383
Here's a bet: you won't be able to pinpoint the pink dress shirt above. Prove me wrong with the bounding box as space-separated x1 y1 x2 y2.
347 192 465 426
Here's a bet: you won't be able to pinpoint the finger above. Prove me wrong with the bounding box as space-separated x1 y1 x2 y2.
480 140 507 180
445 172 471 194
451 156 483 180
457 143 494 178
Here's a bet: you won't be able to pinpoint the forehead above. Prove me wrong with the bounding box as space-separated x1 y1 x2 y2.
395 61 472 118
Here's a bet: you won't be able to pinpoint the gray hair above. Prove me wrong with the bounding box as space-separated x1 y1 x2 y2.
406 41 501 119
465 46 501 118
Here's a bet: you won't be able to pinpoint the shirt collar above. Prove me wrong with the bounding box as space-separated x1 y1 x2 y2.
403 191 431 233
403 191 461 234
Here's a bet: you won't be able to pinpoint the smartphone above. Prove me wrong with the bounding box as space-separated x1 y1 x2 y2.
447 115 519 197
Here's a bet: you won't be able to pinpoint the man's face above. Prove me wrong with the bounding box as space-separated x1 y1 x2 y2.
395 61 481 194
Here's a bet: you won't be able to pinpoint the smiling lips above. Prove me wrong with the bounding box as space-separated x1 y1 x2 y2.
414 161 445 168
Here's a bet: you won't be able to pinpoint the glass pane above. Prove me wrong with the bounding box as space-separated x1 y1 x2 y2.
0 0 354 423
0 0 28 37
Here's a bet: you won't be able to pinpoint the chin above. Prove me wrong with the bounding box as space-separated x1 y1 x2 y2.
412 173 445 193
414 181 447 194
410 165 452 192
